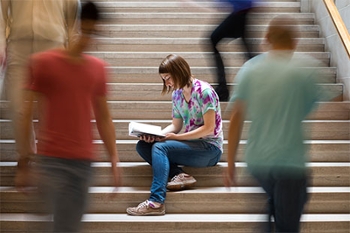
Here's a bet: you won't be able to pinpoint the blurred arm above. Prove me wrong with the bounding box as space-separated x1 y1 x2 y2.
224 99 245 187
92 95 122 187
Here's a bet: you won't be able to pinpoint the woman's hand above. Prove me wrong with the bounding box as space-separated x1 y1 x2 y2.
139 134 157 143
223 165 237 188
164 133 178 140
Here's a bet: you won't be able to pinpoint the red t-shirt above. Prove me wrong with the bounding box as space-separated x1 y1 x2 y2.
27 49 107 160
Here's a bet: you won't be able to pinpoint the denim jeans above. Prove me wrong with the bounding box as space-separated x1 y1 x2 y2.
251 169 309 233
35 155 93 232
136 140 222 204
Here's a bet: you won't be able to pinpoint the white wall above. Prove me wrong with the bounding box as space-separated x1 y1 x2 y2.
302 0 350 100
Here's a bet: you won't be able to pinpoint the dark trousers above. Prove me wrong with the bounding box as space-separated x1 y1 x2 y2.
35 156 93 232
252 170 309 233
210 9 253 101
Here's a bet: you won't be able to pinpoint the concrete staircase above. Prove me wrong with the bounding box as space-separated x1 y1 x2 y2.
0 0 349 232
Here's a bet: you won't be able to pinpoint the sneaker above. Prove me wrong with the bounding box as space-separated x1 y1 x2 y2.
126 200 165 216
167 173 197 191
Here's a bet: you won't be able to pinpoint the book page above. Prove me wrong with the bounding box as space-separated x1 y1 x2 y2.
129 122 165 138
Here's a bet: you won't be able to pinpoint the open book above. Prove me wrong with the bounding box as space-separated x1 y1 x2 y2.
128 121 165 138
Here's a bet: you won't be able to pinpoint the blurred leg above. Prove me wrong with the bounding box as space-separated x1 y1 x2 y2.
6 40 64 156
37 156 93 232
5 40 37 155
253 170 308 233
210 12 239 101
273 176 308 232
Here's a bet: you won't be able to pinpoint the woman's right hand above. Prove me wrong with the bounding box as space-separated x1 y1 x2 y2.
139 134 157 143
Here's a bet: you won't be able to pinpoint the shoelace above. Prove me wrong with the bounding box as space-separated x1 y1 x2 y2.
170 174 185 182
137 200 150 209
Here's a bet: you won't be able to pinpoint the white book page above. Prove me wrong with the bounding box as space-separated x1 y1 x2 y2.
129 122 165 137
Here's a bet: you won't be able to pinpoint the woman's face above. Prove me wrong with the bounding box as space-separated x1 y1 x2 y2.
160 73 174 89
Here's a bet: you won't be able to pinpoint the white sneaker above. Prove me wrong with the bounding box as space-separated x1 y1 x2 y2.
126 200 165 216
167 173 197 191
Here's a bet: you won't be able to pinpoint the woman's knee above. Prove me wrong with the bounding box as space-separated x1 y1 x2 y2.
136 140 153 163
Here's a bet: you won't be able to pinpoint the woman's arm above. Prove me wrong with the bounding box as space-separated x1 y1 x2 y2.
161 117 183 134
139 117 183 143
165 109 216 141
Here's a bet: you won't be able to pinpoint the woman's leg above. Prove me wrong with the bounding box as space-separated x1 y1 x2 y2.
136 140 185 178
149 140 222 203
127 140 222 216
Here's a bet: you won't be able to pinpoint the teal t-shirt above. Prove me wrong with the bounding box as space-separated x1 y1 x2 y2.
172 79 224 152
232 51 326 175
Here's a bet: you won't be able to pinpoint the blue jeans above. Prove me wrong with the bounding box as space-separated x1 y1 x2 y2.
251 169 309 233
35 155 93 232
136 140 222 204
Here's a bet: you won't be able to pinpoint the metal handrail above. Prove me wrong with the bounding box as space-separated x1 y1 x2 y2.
323 0 350 58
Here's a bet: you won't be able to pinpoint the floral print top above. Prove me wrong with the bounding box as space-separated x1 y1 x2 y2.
172 79 223 152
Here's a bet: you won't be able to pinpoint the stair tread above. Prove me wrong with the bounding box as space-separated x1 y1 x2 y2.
1 139 350 144
95 2 300 7
2 119 350 123
0 213 349 222
1 186 349 193
1 161 349 167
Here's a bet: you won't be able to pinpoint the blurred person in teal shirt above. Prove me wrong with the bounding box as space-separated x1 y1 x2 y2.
223 15 334 232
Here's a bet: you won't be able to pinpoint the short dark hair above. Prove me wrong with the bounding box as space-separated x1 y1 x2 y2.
81 1 100 21
267 15 299 47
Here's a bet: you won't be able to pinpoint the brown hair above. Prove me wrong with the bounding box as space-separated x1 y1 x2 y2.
266 15 300 48
159 54 192 94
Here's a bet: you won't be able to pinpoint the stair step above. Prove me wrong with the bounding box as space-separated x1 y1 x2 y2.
96 24 319 38
1 139 349 163
1 101 349 120
104 101 350 120
89 38 325 52
94 1 301 13
1 119 349 140
0 213 349 232
94 162 350 187
3 83 339 102
1 186 349 214
100 83 343 101
1 162 349 187
101 119 350 140
85 51 331 69
100 12 315 25
103 66 336 84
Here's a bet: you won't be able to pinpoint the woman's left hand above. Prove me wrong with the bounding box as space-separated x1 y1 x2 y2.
162 133 178 141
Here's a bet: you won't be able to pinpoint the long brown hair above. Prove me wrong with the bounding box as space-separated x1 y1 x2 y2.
159 54 192 94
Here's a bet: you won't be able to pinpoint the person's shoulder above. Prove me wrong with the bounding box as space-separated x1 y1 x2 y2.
246 52 267 66
237 53 267 74
291 53 324 68
194 79 216 96
194 79 212 91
